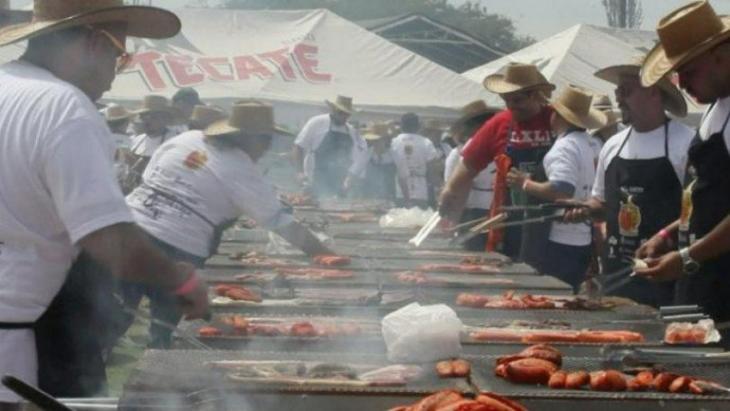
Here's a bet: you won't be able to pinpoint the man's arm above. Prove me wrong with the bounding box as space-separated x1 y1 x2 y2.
275 221 334 256
439 159 478 221
78 223 208 319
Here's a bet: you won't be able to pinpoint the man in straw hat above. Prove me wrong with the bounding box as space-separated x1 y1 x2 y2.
102 104 136 185
506 85 606 290
633 1 730 338
565 56 692 306
293 95 369 198
0 0 208 401
440 63 556 262
444 100 498 251
361 122 396 200
122 102 334 348
390 112 442 209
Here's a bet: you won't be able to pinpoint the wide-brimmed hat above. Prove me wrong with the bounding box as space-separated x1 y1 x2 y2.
595 62 688 117
592 94 614 111
0 0 180 47
362 122 389 141
188 105 227 129
641 1 730 87
451 100 497 131
483 63 556 95
552 85 608 130
205 102 291 138
133 95 181 117
103 104 134 122
325 95 355 115
594 110 621 134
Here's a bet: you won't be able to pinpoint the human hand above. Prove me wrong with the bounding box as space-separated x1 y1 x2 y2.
558 199 591 223
506 168 528 189
173 262 210 320
634 251 684 282
636 235 672 259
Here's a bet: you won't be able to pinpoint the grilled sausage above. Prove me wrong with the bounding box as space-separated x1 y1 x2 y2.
548 371 567 389
452 359 471 377
436 361 454 378
653 372 679 392
669 376 692 393
504 358 558 384
565 371 590 389
475 393 528 411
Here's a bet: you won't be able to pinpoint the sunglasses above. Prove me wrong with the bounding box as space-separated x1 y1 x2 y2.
87 26 133 73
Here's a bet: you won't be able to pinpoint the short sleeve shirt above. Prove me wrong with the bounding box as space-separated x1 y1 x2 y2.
390 133 439 201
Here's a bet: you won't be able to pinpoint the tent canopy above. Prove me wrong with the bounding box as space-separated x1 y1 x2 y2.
462 24 704 119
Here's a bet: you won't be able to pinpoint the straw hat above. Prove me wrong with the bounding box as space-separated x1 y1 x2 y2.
362 122 389 141
451 100 497 131
133 95 181 117
103 104 134 122
0 0 180 47
204 102 291 138
483 63 556 95
592 94 614 111
641 1 730 87
595 62 688 117
552 85 608 130
188 105 227 129
594 110 621 134
325 95 355 115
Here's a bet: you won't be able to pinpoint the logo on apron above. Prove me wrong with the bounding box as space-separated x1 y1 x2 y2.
618 195 642 237
184 150 208 170
679 180 695 232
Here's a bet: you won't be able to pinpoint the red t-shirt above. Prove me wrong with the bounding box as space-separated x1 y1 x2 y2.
462 106 554 172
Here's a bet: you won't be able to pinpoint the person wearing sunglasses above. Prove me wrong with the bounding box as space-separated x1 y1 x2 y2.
0 1 208 403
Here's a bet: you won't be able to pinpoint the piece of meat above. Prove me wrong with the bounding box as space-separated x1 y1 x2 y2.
669 376 692 393
503 358 558 384
359 365 423 386
565 371 590 389
521 294 556 309
627 370 654 391
590 370 627 391
247 323 285 336
475 393 527 411
231 315 249 332
521 331 580 344
408 391 466 411
652 372 680 392
198 326 222 337
484 299 527 309
665 327 708 344
436 361 454 378
290 321 318 337
451 360 471 377
518 344 563 366
548 371 567 389
416 263 498 274
688 380 705 395
456 293 491 307
471 329 524 342
312 255 352 267
576 330 644 343
276 267 354 279
225 287 262 303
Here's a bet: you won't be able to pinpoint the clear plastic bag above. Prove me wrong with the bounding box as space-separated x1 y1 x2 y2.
381 303 463 363
379 207 435 228
664 319 721 345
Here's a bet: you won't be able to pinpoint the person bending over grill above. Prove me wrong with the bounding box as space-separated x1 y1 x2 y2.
122 102 334 348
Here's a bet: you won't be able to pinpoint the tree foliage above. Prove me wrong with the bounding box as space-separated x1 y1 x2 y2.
219 0 533 53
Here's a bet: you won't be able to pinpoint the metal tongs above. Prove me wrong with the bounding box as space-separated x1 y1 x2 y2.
409 211 442 247
601 346 730 369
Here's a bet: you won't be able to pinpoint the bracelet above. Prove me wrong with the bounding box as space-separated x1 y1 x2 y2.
521 179 530 191
173 271 199 296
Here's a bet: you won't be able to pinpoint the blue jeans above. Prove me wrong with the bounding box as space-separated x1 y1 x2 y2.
117 235 206 349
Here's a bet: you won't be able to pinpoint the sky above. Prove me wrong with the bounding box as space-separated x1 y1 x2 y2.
12 0 730 40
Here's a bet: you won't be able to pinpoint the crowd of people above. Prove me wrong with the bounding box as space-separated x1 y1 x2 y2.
0 0 729 405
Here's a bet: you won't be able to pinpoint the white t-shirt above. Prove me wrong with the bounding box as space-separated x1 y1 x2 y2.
390 133 439 201
444 144 495 210
130 128 179 158
294 113 369 179
127 131 295 258
543 130 596 246
0 61 133 400
592 120 694 201
588 135 603 168
699 95 730 148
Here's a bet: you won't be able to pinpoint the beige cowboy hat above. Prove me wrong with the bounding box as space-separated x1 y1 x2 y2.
450 100 498 131
205 102 292 138
595 61 688 117
188 105 227 129
325 95 356 115
641 1 730 87
592 94 614 111
0 0 180 47
483 63 556 95
133 95 182 117
552 85 608 130
102 104 134 122
362 122 390 141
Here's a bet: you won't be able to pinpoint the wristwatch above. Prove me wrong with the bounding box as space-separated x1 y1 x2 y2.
679 247 700 275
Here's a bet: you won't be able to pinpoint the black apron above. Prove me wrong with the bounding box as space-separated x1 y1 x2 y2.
676 106 730 329
312 123 353 198
603 123 680 307
34 253 120 397
503 122 553 269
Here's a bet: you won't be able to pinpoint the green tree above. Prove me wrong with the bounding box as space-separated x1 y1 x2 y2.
219 0 533 53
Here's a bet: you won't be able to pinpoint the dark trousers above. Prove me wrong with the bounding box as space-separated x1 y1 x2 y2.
117 235 205 349
540 240 592 293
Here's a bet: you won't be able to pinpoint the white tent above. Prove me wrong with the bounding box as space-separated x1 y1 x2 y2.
0 8 500 128
462 24 704 121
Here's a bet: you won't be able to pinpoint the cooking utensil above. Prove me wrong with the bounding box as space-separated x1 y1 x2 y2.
408 211 441 247
118 302 213 351
499 203 589 212
450 212 507 246
660 305 702 316
601 347 730 369
2 375 73 411
594 257 647 299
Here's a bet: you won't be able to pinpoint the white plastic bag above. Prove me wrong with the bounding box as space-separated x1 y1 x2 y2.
379 207 435 228
381 303 463 363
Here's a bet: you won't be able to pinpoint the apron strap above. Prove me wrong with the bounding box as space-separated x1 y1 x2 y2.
616 127 633 158
664 121 670 158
